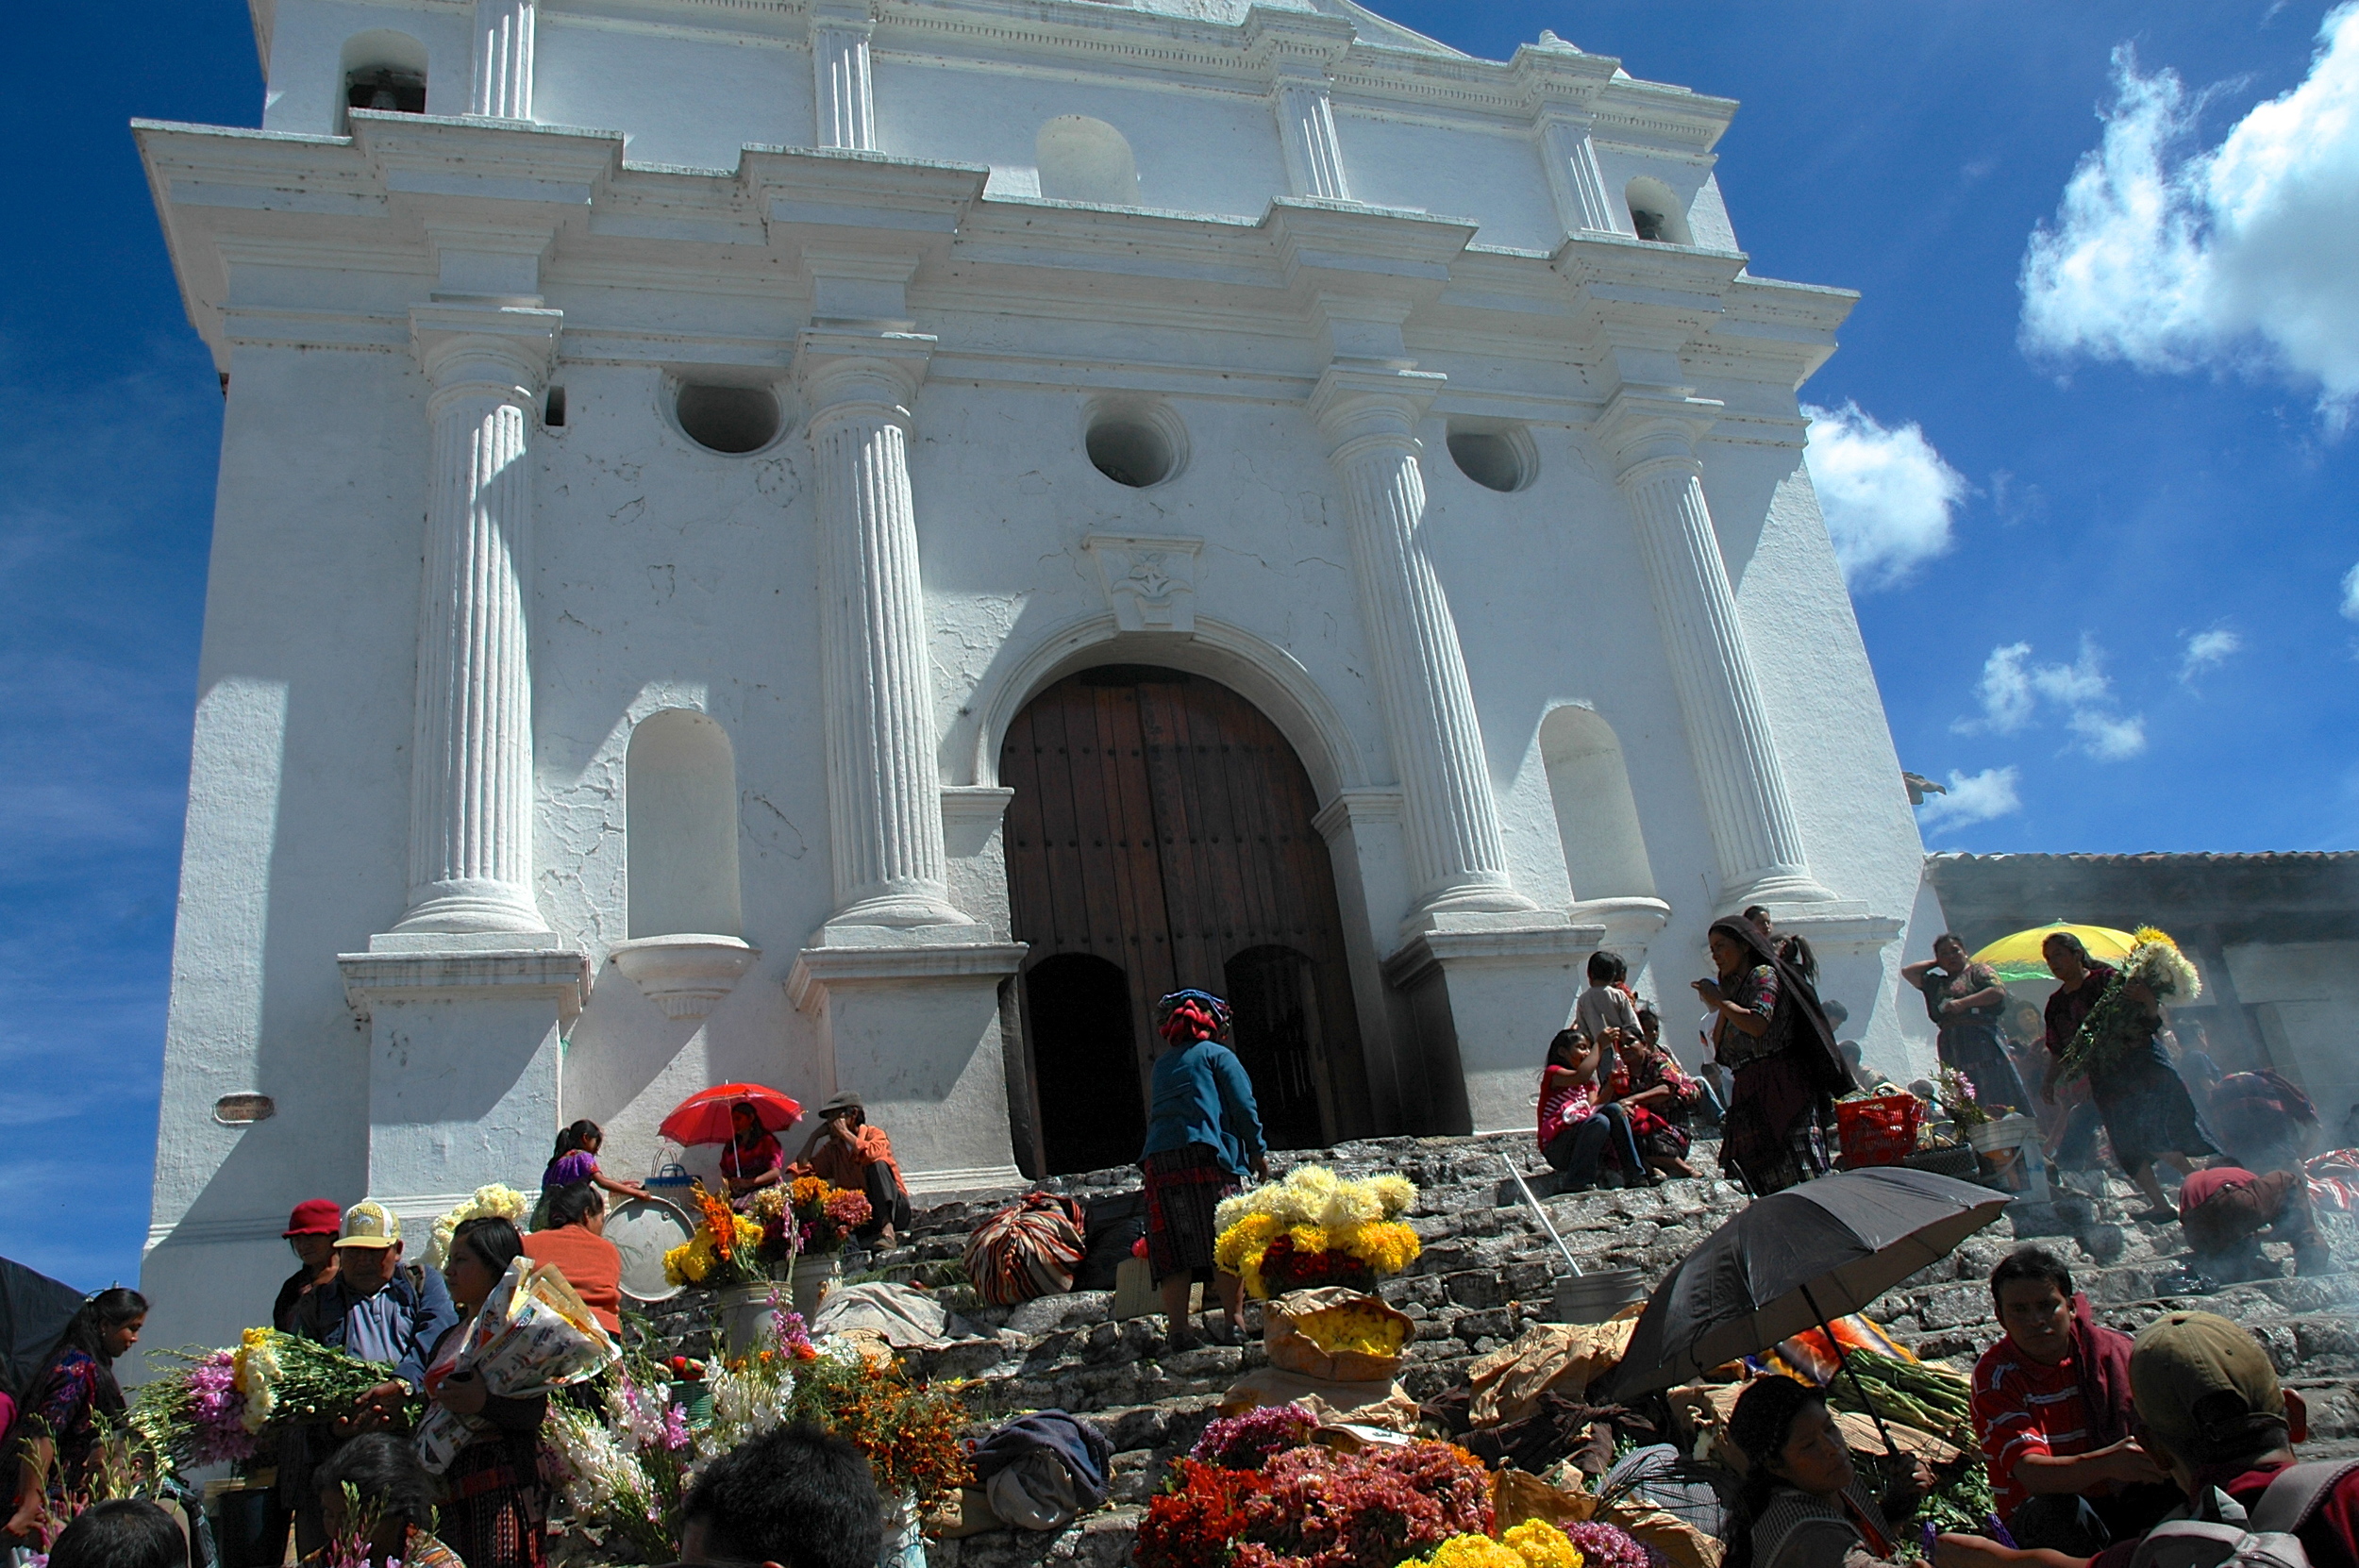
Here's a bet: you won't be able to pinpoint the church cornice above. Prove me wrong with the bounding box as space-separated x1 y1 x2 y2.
138 113 1831 392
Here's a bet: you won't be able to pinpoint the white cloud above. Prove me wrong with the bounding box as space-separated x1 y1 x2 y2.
1968 642 2038 732
2020 5 2359 422
2068 709 2150 760
2181 626 2243 681
2343 561 2359 618
1955 637 2148 759
1916 767 2024 831
1801 400 1968 592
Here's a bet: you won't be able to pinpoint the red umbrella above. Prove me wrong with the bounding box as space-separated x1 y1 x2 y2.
659 1083 804 1146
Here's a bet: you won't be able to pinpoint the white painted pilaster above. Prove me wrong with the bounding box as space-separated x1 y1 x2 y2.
797 328 966 931
389 306 561 939
811 4 877 152
1276 80 1351 202
469 0 535 120
1598 389 1834 908
1311 366 1534 924
1539 113 1620 235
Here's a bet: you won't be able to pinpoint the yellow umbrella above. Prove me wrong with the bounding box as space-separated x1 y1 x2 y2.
1970 923 2137 984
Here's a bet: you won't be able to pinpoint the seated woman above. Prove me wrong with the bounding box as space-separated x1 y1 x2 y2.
1727 1376 1927 1568
535 1120 648 1228
1538 1029 1648 1193
1605 1022 1702 1181
719 1101 786 1209
428 1218 551 1568
523 1182 626 1334
305 1434 464 1568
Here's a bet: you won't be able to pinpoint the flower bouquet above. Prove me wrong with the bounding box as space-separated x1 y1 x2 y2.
1408 1520 1595 1568
2053 926 2201 1085
782 1339 970 1507
662 1183 768 1287
422 1184 530 1270
749 1176 872 1262
1932 1066 1988 1131
1138 1441 1492 1568
1213 1167 1420 1299
132 1329 400 1471
415 1259 620 1473
543 1305 817 1565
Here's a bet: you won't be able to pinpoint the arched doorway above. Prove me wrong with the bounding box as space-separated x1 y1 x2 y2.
1003 665 1369 1174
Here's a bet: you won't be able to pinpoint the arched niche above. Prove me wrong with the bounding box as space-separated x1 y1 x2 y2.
1539 705 1657 902
1036 116 1140 207
1625 175 1693 246
339 30 428 129
627 709 743 940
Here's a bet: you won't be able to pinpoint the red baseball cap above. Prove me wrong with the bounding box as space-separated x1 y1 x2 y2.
283 1198 343 1237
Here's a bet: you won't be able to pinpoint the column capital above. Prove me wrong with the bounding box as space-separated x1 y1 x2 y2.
1592 385 1721 480
796 328 935 420
1309 363 1445 450
809 0 878 25
1242 8 1356 84
410 304 561 398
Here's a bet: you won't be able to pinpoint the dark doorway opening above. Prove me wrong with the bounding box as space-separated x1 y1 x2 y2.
1003 665 1369 1175
1023 952 1146 1176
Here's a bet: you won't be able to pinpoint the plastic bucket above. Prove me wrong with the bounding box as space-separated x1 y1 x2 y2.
1551 1267 1647 1324
1966 1115 2048 1199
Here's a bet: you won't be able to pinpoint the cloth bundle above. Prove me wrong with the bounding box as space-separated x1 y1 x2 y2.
968 1410 1113 1531
962 1193 1087 1308
415 1259 618 1474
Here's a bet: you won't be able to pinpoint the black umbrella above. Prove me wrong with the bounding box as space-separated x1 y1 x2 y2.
1604 1167 2009 1422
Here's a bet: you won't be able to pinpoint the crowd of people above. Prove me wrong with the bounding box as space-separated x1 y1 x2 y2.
1720 1243 2359 1568
0 1089 923 1568
5 922 2342 1568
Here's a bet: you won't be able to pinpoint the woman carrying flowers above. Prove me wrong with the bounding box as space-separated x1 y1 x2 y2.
1139 989 1268 1351
2040 930 2215 1222
425 1217 549 1568
3 1288 148 1544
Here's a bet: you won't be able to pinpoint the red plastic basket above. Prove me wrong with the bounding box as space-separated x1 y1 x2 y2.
1836 1093 1924 1169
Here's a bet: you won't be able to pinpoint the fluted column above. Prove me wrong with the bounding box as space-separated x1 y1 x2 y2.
1311 367 1533 920
799 329 966 930
1538 113 1618 235
811 3 877 152
1598 390 1833 906
469 0 535 120
394 306 561 935
1276 78 1351 201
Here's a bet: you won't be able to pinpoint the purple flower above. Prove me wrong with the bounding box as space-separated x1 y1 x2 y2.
1563 1522 1657 1568
663 1403 690 1452
1188 1403 1317 1470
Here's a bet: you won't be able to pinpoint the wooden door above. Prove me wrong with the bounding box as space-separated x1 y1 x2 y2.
1001 666 1368 1174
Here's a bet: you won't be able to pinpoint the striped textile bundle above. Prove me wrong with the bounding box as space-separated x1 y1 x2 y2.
963 1193 1088 1306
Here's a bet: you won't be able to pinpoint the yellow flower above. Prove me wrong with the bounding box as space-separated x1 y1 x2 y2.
1343 1220 1421 1276
1318 1183 1381 1230
1365 1173 1417 1217
1285 1224 1330 1256
1293 1300 1408 1358
1504 1521 1584 1568
1414 1536 1524 1568
1214 1213 1280 1273
2132 925 2175 949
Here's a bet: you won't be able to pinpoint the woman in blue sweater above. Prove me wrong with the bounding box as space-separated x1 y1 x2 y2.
1139 989 1269 1350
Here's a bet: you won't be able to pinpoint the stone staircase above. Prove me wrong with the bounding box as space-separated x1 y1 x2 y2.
809 1137 2359 1566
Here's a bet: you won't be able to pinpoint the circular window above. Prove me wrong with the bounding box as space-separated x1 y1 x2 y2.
1447 425 1534 492
1084 403 1185 488
676 383 780 454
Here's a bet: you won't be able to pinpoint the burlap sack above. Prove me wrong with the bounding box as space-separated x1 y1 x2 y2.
1263 1288 1415 1384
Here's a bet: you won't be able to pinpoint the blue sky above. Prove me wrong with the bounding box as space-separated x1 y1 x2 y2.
4 2 2355 1292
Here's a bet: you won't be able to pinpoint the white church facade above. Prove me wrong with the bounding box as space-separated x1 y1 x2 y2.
139 0 1943 1345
